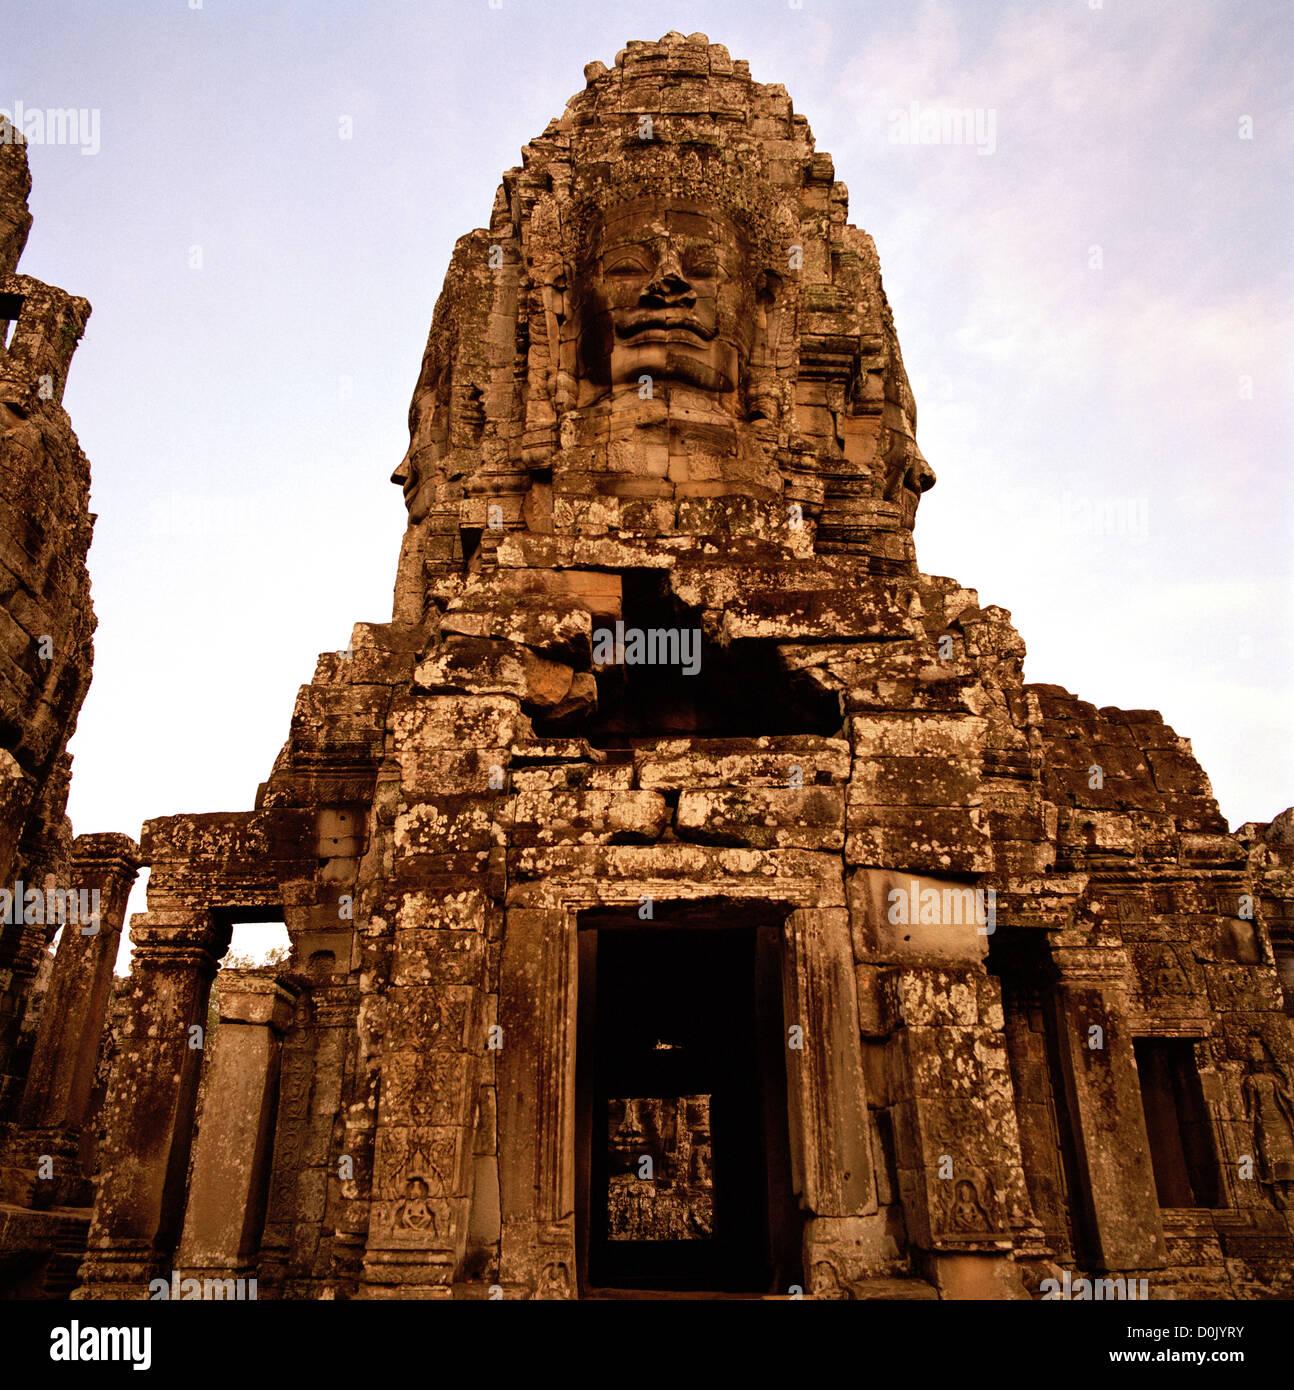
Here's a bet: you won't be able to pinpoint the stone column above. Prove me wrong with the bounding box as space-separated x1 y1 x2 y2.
1048 946 1166 1270
356 869 490 1298
175 971 300 1286
4 834 140 1206
255 982 320 1299
781 907 890 1290
884 967 1033 1300
497 907 577 1296
849 866 1033 1298
73 910 226 1299
356 694 513 1299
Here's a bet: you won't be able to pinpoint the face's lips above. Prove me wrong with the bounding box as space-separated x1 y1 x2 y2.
616 312 715 342
609 1136 648 1155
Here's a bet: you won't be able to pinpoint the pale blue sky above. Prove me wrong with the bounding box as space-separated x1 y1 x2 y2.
4 0 1291 963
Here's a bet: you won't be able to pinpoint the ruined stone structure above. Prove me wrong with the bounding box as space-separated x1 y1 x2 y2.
46 35 1294 1300
0 117 93 1113
0 121 141 1296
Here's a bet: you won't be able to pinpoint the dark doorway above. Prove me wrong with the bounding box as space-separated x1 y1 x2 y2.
988 936 1083 1261
1133 1037 1222 1208
576 915 797 1294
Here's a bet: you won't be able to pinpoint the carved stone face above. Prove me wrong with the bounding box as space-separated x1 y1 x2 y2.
390 397 447 523
607 1096 666 1175
573 198 753 400
389 447 426 521
884 439 937 530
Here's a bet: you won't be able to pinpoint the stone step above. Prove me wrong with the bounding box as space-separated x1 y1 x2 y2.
839 1277 940 1301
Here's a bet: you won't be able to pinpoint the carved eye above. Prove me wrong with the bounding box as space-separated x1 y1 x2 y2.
604 255 650 277
682 251 718 278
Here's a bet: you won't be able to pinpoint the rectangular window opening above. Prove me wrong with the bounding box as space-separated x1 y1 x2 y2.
1272 937 1294 1019
1133 1037 1223 1209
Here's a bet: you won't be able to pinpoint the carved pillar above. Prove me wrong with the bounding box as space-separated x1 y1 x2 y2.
253 980 317 1295
781 907 889 1289
73 910 226 1299
355 694 517 1298
312 989 366 1293
357 876 489 1299
497 907 577 1297
1048 946 1166 1270
848 866 1032 1297
175 971 300 1284
3 834 140 1207
884 965 1033 1300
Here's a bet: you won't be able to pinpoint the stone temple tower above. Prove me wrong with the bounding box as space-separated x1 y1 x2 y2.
0 119 99 1113
0 118 141 1279
73 35 1293 1300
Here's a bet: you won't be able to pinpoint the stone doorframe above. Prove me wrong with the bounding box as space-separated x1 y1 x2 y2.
496 873 885 1298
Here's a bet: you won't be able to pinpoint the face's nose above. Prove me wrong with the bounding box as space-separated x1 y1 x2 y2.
910 452 936 494
642 246 694 304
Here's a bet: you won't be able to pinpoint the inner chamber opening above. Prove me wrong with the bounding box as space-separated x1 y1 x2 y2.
536 569 842 746
575 904 801 1295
